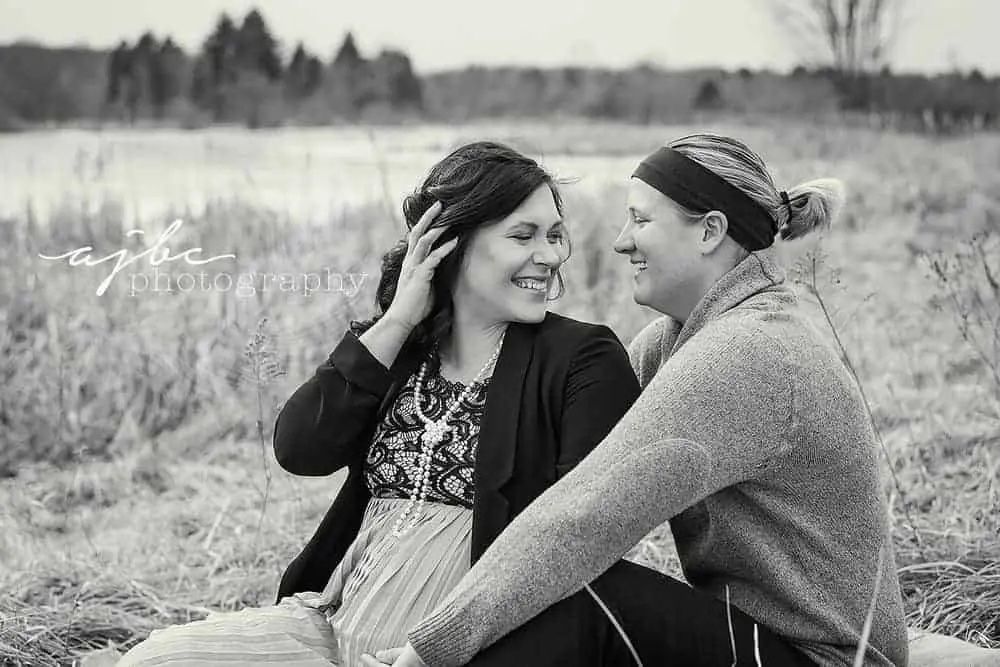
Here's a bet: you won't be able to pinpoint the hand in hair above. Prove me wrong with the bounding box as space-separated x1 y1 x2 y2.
384 201 458 330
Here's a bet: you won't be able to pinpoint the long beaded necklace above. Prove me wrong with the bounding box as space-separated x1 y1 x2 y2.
390 331 506 538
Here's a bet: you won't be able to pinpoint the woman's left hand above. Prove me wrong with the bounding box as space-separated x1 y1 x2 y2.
359 642 429 666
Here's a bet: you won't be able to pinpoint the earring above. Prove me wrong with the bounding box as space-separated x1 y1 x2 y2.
546 271 563 301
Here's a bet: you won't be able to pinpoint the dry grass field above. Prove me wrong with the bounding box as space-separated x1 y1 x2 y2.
1 120 998 665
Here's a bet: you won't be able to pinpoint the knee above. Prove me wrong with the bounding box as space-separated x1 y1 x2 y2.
118 625 189 666
118 614 233 666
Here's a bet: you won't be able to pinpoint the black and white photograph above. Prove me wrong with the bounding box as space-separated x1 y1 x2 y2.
1 1 998 665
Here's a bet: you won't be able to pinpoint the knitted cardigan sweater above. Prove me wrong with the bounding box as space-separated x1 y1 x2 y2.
406 247 908 667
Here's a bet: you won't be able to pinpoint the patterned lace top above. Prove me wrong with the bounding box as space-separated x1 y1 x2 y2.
363 354 490 510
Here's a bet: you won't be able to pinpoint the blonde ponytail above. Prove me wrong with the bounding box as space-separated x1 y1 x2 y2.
778 178 846 241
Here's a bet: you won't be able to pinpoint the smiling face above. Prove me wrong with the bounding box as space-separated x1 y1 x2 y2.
451 185 567 326
613 178 709 320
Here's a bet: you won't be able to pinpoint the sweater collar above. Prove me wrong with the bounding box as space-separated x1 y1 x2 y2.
670 246 787 355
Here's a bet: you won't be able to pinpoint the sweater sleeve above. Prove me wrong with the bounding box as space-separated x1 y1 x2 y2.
406 322 794 666
626 315 681 387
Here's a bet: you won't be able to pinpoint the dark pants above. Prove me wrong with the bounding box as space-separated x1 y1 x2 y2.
467 559 817 667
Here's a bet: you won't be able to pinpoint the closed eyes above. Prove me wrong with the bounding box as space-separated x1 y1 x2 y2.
628 208 651 225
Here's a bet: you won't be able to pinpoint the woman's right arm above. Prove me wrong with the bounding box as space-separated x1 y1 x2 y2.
273 201 456 477
272 316 412 477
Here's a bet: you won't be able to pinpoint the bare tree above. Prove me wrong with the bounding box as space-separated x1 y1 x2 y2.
768 0 905 75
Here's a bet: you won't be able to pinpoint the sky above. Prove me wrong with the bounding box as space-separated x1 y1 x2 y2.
0 0 996 75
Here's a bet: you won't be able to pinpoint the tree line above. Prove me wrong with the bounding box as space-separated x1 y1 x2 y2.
101 10 421 128
0 7 997 133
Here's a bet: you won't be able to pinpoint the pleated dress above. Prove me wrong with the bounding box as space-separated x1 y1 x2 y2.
118 356 489 667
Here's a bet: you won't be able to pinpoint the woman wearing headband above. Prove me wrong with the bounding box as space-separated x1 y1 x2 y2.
372 134 908 667
117 142 640 666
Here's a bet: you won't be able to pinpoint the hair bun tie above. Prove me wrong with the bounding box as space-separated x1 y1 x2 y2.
779 190 794 219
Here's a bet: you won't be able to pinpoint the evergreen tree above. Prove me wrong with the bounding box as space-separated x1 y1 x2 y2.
150 37 186 115
198 13 239 119
332 32 362 70
204 14 239 87
371 50 422 110
236 9 282 81
326 32 369 115
693 79 723 110
123 32 159 120
286 43 322 98
106 41 132 104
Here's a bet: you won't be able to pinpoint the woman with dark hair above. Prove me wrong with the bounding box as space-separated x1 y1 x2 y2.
369 134 911 667
117 141 641 666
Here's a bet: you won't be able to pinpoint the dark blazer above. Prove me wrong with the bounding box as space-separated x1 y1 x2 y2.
272 311 640 602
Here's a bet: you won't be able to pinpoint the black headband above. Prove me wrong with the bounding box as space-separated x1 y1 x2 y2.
632 147 778 251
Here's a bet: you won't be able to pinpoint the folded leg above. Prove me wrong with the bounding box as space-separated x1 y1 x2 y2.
467 559 817 667
117 594 340 666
